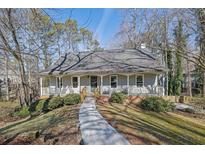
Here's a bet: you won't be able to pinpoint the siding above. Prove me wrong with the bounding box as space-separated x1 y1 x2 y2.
129 75 135 85
118 75 127 85
144 74 157 87
62 76 71 88
103 75 110 86
97 76 101 86
50 76 56 87
61 76 71 95
80 76 89 87
49 76 56 94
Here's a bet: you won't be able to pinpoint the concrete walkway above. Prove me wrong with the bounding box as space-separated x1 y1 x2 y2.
79 96 130 145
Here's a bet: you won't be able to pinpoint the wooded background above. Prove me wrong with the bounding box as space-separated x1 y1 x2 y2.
0 8 205 108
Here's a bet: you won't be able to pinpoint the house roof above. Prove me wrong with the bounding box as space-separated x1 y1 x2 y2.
39 48 167 76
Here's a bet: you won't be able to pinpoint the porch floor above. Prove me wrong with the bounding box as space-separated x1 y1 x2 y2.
79 96 130 145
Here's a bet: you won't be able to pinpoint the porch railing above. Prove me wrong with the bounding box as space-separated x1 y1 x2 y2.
41 86 164 96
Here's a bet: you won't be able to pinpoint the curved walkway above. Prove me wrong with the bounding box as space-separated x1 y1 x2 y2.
79 96 130 145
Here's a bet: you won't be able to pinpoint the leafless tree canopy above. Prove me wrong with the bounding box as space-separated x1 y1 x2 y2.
111 8 205 96
0 8 205 107
0 8 102 106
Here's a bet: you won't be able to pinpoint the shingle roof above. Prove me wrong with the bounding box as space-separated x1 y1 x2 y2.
39 48 167 76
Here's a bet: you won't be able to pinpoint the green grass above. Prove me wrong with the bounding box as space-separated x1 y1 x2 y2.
0 104 81 144
97 103 205 145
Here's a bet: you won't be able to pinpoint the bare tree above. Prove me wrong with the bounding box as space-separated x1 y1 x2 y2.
195 8 205 97
112 8 205 96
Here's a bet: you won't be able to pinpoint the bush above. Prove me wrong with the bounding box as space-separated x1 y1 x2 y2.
17 106 30 117
140 97 175 112
47 97 64 110
64 94 81 105
36 99 48 112
29 99 49 113
110 92 125 104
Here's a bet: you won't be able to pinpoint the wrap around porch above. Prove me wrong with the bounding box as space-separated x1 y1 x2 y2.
40 73 165 97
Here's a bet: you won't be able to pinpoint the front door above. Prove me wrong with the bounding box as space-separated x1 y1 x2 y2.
90 76 97 92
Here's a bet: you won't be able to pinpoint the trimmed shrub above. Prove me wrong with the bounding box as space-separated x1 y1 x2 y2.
17 107 30 117
64 94 81 105
140 97 175 112
36 99 47 112
110 92 125 104
47 97 64 110
29 99 49 113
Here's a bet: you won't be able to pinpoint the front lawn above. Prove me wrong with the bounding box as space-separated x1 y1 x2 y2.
0 104 82 144
0 101 21 128
97 103 205 145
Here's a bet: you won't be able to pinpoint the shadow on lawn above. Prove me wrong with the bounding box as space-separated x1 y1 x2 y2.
97 103 205 145
144 112 205 138
0 97 54 134
0 118 31 133
0 105 81 145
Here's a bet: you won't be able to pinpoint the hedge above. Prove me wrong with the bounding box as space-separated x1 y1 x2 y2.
47 96 64 110
140 97 175 112
110 92 125 104
63 94 81 105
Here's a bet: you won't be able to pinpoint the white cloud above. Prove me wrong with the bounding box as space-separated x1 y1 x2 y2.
94 9 113 46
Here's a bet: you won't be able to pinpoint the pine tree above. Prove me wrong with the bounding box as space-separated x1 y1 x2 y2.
195 8 205 97
167 47 174 95
173 20 187 96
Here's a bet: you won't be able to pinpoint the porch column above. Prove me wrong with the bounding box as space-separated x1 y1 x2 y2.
78 76 81 93
127 75 129 96
100 75 103 95
40 77 42 96
48 77 50 96
158 74 161 96
59 76 62 96
163 74 165 96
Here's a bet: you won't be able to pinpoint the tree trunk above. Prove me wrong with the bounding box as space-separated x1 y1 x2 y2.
18 59 29 106
203 71 205 96
187 59 192 96
196 9 205 97
4 52 9 101
7 9 31 106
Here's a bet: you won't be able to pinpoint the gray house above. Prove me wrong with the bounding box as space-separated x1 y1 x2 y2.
39 48 166 97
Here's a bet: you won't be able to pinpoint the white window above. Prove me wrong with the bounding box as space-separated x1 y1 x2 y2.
111 75 117 88
136 75 144 87
60 78 63 87
157 75 163 86
56 77 63 88
72 77 78 88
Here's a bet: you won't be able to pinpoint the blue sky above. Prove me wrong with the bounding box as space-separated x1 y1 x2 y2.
44 8 122 48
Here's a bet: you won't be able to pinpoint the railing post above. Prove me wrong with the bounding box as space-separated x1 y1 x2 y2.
40 77 42 96
48 76 50 96
78 76 80 93
59 76 62 96
127 75 129 96
100 75 103 95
